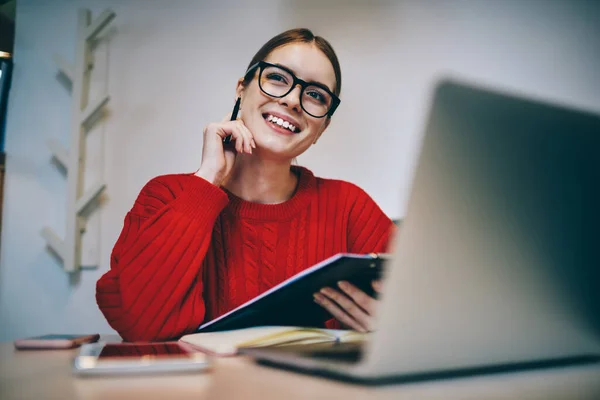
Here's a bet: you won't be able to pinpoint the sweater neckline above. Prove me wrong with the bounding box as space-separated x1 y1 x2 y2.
222 166 316 220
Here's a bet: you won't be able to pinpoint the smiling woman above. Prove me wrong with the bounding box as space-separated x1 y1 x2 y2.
95 28 396 342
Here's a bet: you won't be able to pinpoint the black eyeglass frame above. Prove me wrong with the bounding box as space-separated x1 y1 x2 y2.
244 61 340 118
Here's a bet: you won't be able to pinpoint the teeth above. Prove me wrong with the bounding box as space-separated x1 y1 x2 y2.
266 114 298 133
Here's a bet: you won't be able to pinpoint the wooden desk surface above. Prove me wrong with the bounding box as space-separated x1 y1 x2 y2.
1 341 599 400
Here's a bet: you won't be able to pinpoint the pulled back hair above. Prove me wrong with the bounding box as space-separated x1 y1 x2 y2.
242 28 342 97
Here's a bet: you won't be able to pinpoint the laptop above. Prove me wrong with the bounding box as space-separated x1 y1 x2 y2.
241 80 600 383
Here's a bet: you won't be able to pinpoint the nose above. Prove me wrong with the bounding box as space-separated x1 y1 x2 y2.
278 84 302 113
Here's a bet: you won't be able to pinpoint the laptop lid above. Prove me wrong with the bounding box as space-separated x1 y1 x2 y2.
362 80 600 377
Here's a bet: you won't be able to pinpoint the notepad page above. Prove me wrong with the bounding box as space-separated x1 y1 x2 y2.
179 327 360 356
180 326 293 355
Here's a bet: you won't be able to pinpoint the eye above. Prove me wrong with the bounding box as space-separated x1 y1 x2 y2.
265 72 289 85
305 89 327 104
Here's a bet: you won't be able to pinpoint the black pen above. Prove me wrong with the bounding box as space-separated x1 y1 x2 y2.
223 97 241 145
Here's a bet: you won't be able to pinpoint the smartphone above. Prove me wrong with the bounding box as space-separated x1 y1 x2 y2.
14 334 100 350
72 342 210 376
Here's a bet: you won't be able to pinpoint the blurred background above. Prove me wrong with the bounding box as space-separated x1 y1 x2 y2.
0 0 599 341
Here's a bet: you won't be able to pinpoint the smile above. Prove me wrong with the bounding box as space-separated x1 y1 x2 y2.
263 113 299 133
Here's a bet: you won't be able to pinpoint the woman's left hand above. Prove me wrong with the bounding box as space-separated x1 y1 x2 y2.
314 280 383 333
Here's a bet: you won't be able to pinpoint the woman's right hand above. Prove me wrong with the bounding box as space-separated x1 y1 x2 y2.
194 117 256 187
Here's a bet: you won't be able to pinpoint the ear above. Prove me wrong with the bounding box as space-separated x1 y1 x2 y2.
313 118 331 144
235 78 245 102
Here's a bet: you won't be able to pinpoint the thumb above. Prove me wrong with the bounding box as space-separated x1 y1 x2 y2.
372 280 383 293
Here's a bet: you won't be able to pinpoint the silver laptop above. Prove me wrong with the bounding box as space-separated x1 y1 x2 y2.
241 80 600 383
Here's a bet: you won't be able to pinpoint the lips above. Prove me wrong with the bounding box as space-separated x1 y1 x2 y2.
262 112 301 134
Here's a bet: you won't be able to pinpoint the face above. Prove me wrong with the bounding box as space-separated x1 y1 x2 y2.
236 43 336 161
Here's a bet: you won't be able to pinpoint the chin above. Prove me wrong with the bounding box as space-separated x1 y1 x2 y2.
255 143 296 161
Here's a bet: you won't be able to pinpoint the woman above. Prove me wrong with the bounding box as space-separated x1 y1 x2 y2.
96 28 395 342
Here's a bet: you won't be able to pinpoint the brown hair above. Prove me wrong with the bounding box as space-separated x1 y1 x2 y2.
242 28 342 97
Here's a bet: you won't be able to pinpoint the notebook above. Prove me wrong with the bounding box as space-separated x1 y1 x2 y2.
179 326 367 357
196 253 388 333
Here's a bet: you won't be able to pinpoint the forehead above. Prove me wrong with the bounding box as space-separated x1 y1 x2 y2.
263 43 336 92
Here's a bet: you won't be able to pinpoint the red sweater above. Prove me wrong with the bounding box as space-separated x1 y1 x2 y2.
96 166 394 342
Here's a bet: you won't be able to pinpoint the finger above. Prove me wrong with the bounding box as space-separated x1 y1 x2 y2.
337 281 378 316
236 122 253 154
320 287 372 331
209 122 235 140
235 131 244 154
240 122 256 148
372 280 383 293
239 123 256 150
233 120 254 153
313 293 366 332
225 122 246 154
228 122 252 154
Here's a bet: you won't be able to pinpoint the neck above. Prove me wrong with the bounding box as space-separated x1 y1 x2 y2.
223 155 298 204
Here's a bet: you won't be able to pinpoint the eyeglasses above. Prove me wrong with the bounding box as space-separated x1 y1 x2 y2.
244 61 340 118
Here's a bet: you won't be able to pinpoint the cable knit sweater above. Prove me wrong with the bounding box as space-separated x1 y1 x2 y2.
96 166 395 341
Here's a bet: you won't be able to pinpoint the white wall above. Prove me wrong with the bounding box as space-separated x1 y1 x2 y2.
1 0 599 341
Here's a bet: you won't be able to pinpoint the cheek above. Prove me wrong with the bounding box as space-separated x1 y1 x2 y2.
241 96 268 126
241 85 266 111
307 119 327 139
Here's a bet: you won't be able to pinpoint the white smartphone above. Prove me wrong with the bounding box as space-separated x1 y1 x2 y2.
72 342 210 376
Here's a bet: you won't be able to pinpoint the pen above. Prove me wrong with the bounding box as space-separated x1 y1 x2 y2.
223 97 241 145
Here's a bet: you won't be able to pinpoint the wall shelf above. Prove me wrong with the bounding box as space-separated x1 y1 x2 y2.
42 8 115 273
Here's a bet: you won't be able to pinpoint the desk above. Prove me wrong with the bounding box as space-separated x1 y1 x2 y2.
1 341 599 399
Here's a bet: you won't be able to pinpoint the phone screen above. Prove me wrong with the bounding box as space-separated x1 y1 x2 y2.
98 343 192 359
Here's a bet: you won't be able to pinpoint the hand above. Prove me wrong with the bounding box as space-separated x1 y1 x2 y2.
194 115 256 187
314 280 383 333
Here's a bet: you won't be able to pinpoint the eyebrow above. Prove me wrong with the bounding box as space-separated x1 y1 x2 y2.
272 62 335 94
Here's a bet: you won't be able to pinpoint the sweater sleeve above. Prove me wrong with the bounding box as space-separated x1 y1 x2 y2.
96 174 229 342
346 184 396 254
